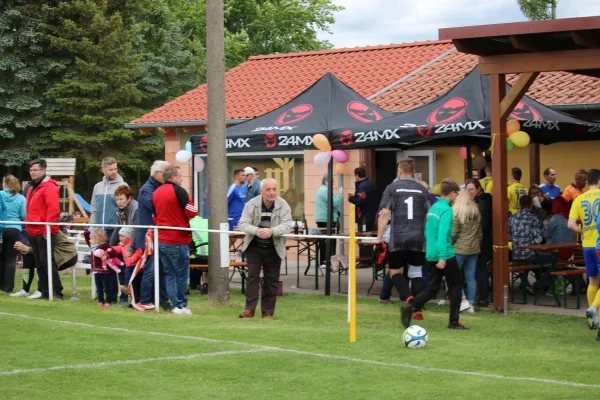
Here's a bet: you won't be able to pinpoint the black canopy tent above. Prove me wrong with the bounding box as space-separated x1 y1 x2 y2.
191 72 394 295
329 67 599 149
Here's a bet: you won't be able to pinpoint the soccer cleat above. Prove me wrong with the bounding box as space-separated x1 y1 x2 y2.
448 321 469 330
239 310 255 318
401 304 413 328
134 303 155 311
27 291 43 299
413 311 424 321
172 307 187 315
10 289 29 297
585 308 598 330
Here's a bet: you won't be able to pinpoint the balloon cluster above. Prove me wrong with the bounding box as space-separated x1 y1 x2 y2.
506 120 530 150
175 141 205 172
312 133 348 174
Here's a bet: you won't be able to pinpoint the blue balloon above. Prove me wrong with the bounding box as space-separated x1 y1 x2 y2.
185 141 192 152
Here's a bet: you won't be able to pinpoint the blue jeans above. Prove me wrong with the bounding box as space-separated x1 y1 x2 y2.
159 244 190 309
140 254 169 306
456 254 478 303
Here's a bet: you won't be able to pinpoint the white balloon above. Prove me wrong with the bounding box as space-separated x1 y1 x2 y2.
313 151 332 168
194 155 205 172
176 150 192 163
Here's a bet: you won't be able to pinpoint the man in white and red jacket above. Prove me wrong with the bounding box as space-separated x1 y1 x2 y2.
24 158 63 299
152 165 197 315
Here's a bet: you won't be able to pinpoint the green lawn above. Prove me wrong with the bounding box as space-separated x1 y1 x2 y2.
0 274 598 399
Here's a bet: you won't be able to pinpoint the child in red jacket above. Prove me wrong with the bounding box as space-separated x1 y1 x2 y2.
111 227 142 305
85 229 118 307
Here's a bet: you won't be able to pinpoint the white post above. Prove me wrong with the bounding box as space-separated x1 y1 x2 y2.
220 223 230 268
46 224 53 301
154 227 160 312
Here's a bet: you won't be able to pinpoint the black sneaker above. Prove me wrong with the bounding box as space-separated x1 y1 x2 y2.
200 283 208 295
448 321 469 330
161 303 173 312
118 299 129 307
400 303 413 328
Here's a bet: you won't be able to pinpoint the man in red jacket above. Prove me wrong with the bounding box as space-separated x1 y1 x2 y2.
24 159 63 299
153 165 197 315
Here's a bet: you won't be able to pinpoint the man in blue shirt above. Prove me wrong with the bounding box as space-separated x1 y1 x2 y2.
227 169 247 230
539 167 560 199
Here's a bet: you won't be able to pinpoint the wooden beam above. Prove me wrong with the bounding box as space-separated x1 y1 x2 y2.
491 74 510 311
509 35 550 52
529 144 540 186
571 31 600 49
500 72 539 120
479 48 600 75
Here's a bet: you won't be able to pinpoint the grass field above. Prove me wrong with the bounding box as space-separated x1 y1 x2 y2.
1 274 599 399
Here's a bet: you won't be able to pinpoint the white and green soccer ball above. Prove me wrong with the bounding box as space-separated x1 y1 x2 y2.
403 325 428 349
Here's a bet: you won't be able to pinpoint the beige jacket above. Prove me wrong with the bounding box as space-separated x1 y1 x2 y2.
452 214 483 255
238 196 294 259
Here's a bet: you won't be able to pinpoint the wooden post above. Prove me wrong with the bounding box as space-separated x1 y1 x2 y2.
68 176 75 215
529 144 540 186
491 74 510 311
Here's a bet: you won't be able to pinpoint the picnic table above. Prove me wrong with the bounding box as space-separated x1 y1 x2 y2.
518 242 584 307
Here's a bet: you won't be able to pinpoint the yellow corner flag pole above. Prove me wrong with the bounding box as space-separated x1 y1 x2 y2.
349 204 357 343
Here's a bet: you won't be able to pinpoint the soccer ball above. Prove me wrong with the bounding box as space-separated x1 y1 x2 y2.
403 325 428 349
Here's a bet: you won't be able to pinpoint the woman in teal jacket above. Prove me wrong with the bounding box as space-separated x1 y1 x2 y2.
314 174 343 266
0 175 26 293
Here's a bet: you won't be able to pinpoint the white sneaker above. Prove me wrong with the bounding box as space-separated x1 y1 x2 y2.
171 307 186 315
182 307 193 315
28 291 43 299
459 300 471 313
10 290 29 297
466 306 475 314
437 299 447 306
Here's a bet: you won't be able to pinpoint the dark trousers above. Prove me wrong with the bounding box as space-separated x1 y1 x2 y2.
22 253 37 293
28 234 63 297
245 244 282 315
316 222 337 265
95 272 118 304
412 258 462 324
0 228 20 292
357 217 373 259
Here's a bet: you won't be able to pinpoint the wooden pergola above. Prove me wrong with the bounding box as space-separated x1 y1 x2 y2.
440 16 600 310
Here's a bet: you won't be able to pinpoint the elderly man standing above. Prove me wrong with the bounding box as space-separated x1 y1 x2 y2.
90 157 128 238
136 160 170 311
244 167 261 200
238 179 294 319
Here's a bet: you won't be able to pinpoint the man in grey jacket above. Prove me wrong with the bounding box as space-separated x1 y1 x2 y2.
90 157 128 238
237 178 294 319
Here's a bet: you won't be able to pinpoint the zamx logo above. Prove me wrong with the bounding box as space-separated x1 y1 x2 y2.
199 136 208 152
417 126 432 138
275 104 313 125
427 97 468 124
510 101 542 121
340 130 353 146
347 101 384 123
264 133 277 149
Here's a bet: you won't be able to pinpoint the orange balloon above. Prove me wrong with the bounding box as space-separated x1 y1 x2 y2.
507 120 521 135
312 133 331 151
334 162 345 175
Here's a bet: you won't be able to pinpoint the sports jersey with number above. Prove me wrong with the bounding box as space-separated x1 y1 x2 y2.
379 178 430 252
569 188 600 248
508 183 528 215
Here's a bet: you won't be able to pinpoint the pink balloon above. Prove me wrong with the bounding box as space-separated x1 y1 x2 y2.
194 155 205 172
459 147 467 160
313 151 332 168
331 149 349 163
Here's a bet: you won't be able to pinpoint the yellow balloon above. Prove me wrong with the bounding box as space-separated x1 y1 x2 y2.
312 133 331 151
509 130 530 147
431 183 441 196
334 162 345 175
507 120 521 135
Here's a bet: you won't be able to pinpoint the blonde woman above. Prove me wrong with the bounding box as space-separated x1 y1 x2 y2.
452 189 482 313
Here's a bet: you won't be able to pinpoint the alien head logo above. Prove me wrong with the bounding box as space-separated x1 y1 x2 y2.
427 97 468 125
347 101 384 123
275 104 313 125
510 101 542 121
340 130 353 146
199 136 208 152
417 126 433 138
264 132 277 149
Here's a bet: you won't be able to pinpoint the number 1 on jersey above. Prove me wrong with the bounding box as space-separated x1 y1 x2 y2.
404 196 414 220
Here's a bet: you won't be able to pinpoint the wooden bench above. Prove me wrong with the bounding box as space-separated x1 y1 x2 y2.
191 261 249 293
550 268 586 309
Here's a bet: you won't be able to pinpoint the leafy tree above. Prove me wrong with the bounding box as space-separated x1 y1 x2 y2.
517 0 557 20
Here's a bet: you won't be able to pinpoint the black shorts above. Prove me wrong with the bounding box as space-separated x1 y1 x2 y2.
388 250 425 270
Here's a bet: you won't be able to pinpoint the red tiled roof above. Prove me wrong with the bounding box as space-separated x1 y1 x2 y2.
130 40 600 125
129 41 455 124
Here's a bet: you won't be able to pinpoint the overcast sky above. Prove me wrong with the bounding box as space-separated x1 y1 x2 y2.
318 0 600 48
